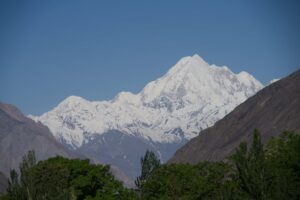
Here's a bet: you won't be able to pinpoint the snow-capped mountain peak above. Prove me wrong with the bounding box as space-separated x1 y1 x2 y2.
168 54 209 72
30 55 263 149
140 54 212 102
163 54 210 81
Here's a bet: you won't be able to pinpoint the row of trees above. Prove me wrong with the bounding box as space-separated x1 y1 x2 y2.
1 130 299 199
138 130 300 199
1 152 136 200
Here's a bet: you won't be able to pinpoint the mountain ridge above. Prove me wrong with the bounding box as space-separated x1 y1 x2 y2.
29 54 263 178
0 102 78 177
169 69 300 164
0 102 135 188
30 54 263 147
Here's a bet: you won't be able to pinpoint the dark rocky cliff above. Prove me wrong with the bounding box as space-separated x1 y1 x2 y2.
170 69 300 164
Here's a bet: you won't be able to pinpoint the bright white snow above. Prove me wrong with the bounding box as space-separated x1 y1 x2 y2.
269 78 280 84
30 54 263 149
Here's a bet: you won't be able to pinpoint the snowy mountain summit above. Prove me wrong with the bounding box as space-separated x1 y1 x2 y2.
31 54 263 178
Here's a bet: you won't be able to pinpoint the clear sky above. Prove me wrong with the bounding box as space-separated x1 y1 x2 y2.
0 0 299 115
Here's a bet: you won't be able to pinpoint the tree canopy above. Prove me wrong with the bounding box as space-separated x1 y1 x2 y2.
3 154 137 200
1 130 299 200
140 130 300 200
135 150 160 189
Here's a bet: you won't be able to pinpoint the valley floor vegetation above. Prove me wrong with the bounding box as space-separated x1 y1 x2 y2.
0 130 299 200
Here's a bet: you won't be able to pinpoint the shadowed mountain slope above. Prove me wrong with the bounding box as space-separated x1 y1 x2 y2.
0 102 134 188
170 69 300 164
0 172 7 195
0 102 78 177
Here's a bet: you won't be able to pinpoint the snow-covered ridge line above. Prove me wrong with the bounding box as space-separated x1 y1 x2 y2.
30 54 263 149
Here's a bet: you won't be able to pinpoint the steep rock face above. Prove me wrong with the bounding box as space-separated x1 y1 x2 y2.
169 69 300 164
31 54 263 178
0 102 77 176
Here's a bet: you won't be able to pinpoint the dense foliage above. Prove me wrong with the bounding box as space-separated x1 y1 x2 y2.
1 130 299 200
230 130 300 199
135 150 160 189
2 153 136 200
140 130 300 200
141 162 242 200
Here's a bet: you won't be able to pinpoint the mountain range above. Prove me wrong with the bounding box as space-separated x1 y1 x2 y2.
0 102 134 189
170 69 300 164
30 54 263 179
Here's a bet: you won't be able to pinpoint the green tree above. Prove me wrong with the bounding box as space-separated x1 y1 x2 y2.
34 156 136 200
7 170 25 200
7 150 37 200
3 131 299 200
19 150 37 200
231 129 268 200
31 159 70 200
5 152 137 200
135 150 160 189
141 162 242 200
265 131 300 199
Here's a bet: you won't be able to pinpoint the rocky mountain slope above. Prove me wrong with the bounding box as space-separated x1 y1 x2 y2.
30 54 263 178
169 69 300 164
0 102 134 189
0 172 7 195
0 102 78 177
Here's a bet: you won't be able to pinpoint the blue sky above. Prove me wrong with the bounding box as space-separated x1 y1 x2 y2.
0 0 299 115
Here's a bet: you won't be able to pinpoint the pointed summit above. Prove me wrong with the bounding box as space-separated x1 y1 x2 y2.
191 54 208 65
141 54 263 104
165 54 210 79
173 54 209 68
